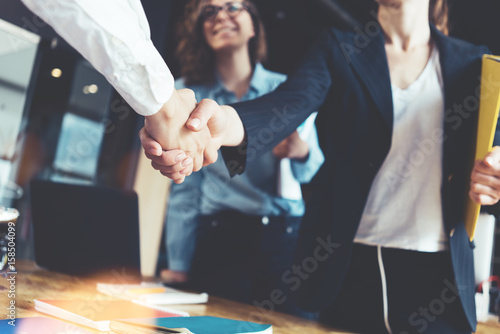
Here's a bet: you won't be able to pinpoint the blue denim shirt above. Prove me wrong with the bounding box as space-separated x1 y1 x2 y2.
166 64 324 271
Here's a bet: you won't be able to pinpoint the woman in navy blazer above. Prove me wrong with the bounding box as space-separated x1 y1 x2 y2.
143 0 500 332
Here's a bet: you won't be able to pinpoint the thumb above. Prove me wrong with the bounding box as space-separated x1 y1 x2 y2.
186 99 218 132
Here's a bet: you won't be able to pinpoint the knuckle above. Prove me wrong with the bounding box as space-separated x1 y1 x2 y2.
470 183 480 192
199 98 212 107
162 171 178 179
165 165 177 173
179 88 195 99
201 98 214 104
470 172 478 182
200 98 218 110
161 154 173 165
187 89 196 100
174 177 185 184
193 160 202 172
206 155 216 165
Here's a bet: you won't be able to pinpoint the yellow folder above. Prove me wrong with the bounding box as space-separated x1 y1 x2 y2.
464 55 500 241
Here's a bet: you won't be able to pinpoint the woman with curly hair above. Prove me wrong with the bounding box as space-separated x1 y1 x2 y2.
161 0 323 319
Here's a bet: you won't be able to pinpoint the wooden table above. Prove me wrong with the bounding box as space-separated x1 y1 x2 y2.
1 261 499 334
0 261 349 333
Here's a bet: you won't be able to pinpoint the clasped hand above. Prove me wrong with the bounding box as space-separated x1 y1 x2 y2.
141 89 243 183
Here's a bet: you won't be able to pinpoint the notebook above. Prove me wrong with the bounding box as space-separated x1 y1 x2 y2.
33 299 187 332
97 282 209 305
110 316 273 334
30 180 140 275
464 55 500 241
0 317 97 334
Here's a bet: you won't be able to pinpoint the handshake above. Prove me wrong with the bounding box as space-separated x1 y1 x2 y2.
140 88 311 184
140 88 245 184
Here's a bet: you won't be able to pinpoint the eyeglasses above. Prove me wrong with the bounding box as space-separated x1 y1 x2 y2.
201 2 248 21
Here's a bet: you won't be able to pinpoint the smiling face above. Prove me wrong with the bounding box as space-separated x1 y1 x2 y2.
202 0 255 54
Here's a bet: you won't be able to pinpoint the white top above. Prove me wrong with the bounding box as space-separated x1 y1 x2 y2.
354 46 448 252
277 112 319 200
21 0 174 116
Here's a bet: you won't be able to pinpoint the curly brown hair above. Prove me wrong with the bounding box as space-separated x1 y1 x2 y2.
176 0 267 86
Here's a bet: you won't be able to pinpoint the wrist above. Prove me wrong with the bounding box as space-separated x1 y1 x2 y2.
221 105 245 147
144 90 187 147
145 90 179 128
158 89 180 119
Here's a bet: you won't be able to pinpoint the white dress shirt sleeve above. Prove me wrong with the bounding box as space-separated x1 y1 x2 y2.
21 0 175 116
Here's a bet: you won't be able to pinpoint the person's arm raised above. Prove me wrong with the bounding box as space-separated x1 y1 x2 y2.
21 0 175 117
142 27 336 181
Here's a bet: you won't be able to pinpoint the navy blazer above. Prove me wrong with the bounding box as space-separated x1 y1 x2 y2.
228 24 496 331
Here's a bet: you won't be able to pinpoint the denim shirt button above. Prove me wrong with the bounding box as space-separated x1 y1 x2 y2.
261 216 269 225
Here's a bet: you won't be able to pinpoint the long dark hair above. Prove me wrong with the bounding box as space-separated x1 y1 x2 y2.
176 0 267 86
429 0 448 35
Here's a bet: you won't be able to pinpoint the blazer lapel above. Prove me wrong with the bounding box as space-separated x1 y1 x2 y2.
432 26 477 175
332 27 393 131
432 26 470 108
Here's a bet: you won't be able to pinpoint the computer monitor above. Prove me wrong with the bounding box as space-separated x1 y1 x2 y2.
30 179 140 275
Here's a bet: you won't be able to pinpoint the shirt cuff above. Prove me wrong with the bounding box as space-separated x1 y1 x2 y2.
221 135 248 177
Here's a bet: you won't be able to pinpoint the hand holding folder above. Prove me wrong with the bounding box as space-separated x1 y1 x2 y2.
465 55 500 241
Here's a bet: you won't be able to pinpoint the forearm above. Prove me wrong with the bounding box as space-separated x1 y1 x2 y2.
146 89 181 125
21 0 174 116
228 29 334 164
